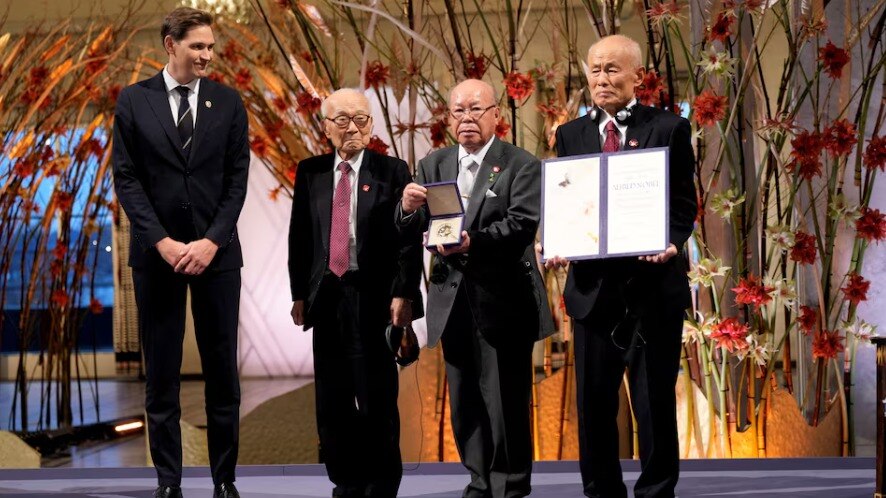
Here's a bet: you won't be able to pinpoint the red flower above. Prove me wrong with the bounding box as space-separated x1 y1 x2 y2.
365 60 390 89
822 119 857 157
464 52 489 79
49 259 63 278
692 90 727 127
646 0 682 22
296 92 322 115
787 129 824 180
864 135 886 171
13 158 36 177
818 41 850 79
430 120 448 148
285 162 297 183
250 136 268 157
265 120 284 141
503 71 534 101
89 298 104 315
708 11 733 43
537 103 564 121
842 273 870 305
75 138 104 162
51 289 69 308
366 135 390 156
495 118 511 139
710 317 749 353
272 97 289 112
797 305 817 335
812 330 844 360
636 69 665 107
790 231 817 265
108 85 122 105
855 207 886 242
207 72 225 84
732 274 773 310
221 40 243 66
55 191 74 212
234 68 252 90
52 244 67 260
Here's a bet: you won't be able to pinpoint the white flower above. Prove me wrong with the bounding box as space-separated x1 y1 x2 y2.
766 277 798 308
828 193 861 224
683 311 717 345
841 317 878 344
737 333 774 367
698 49 737 78
765 225 795 252
710 188 745 222
688 258 731 288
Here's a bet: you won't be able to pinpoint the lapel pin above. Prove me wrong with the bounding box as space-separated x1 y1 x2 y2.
361 184 370 192
205 100 212 108
628 138 639 148
492 166 500 173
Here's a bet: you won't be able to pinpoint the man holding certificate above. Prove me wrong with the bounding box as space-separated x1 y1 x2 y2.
543 35 697 498
398 79 553 498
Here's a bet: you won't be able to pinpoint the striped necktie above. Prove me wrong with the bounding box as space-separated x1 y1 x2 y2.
176 86 193 156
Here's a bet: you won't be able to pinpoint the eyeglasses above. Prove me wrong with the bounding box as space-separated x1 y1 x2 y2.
326 114 372 128
449 104 496 121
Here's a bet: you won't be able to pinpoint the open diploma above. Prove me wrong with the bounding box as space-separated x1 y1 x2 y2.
541 147 669 260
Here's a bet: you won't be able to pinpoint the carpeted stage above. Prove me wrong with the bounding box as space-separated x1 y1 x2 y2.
0 458 874 497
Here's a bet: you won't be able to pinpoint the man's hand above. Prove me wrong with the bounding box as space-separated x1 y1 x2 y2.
437 231 470 256
291 300 305 327
390 297 413 328
640 243 678 264
401 183 427 214
174 238 219 275
156 237 188 268
538 243 570 270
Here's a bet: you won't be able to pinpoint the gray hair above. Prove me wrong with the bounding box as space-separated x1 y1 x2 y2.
320 88 369 116
587 35 643 69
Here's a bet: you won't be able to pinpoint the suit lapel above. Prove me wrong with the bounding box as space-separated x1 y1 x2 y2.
440 147 459 183
624 105 654 151
190 78 217 162
355 151 379 258
464 138 503 229
313 156 334 255
581 115 602 155
143 72 186 165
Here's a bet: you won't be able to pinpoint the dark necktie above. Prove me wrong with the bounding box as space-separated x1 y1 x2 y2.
176 86 193 156
329 161 352 277
603 120 620 152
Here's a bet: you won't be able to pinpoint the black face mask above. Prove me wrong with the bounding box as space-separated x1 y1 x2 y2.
386 323 419 367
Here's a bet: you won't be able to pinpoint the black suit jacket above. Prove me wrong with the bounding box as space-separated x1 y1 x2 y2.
288 150 423 330
555 104 696 321
113 72 249 270
400 138 555 347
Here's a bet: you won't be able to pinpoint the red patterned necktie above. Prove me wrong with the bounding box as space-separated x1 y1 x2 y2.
603 120 621 152
329 161 352 277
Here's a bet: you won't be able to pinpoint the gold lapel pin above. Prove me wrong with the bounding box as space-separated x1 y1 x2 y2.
205 100 212 108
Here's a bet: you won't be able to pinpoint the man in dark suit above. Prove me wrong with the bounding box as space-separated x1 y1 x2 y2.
112 8 248 498
289 88 423 498
399 79 553 498
544 35 697 498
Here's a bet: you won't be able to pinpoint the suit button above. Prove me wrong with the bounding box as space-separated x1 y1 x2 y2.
450 281 458 288
180 202 190 209
185 170 191 176
524 261 532 268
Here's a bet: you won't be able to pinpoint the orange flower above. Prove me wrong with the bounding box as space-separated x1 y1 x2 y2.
285 162 297 183
842 273 870 305
366 135 390 156
495 118 511 139
89 298 104 315
855 207 886 242
250 136 268 157
822 119 857 157
732 274 773 310
812 330 844 360
708 11 733 43
864 135 886 171
636 69 665 107
692 90 727 127
710 317 749 353
504 71 534 101
365 60 390 89
789 231 817 265
464 52 489 79
818 40 849 79
797 305 817 335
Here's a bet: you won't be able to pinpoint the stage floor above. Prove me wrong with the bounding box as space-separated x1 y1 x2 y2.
0 458 875 497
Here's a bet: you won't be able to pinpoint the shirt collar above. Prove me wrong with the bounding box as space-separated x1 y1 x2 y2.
163 66 200 95
598 98 637 134
335 149 365 174
458 136 496 169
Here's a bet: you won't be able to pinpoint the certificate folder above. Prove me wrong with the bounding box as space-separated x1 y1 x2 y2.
424 181 465 248
540 147 670 262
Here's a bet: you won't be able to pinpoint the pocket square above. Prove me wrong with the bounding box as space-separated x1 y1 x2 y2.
485 189 498 198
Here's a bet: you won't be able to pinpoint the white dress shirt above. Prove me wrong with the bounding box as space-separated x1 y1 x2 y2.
597 98 637 149
162 66 199 128
333 149 364 271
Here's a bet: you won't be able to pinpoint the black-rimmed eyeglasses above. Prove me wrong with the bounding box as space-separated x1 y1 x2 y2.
326 114 372 128
449 105 496 121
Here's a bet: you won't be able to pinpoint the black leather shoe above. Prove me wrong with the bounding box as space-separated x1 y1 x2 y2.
213 482 240 498
153 486 183 498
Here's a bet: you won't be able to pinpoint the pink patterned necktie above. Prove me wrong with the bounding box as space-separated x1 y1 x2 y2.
328 161 352 277
603 120 621 152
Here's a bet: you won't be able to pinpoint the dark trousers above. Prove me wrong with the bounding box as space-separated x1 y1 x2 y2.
442 288 534 498
573 288 684 498
132 266 241 487
312 272 401 498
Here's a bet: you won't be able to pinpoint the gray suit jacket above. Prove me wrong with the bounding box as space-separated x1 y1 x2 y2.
400 137 555 347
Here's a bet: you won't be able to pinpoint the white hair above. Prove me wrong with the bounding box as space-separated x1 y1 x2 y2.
320 88 369 116
587 35 643 69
